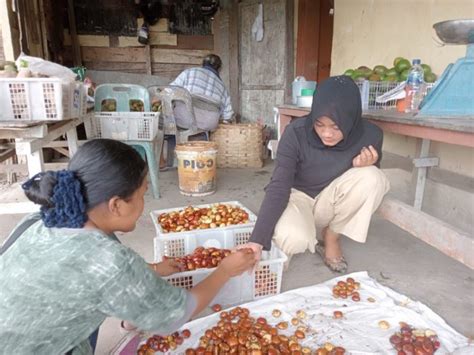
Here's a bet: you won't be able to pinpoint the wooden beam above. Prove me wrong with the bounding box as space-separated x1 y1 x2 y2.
83 61 146 71
367 119 474 148
81 47 146 63
137 18 169 33
64 31 110 47
43 140 88 148
15 118 83 155
228 0 240 117
118 33 178 47
0 124 47 139
285 0 295 104
0 148 16 163
37 0 49 60
145 45 152 75
16 0 29 54
176 35 214 50
151 48 210 64
51 147 70 157
378 197 474 269
67 0 82 66
79 47 211 64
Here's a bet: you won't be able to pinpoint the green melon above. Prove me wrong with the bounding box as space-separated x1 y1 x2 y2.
395 59 411 73
373 65 388 75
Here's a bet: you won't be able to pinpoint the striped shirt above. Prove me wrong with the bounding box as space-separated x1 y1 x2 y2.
171 67 234 120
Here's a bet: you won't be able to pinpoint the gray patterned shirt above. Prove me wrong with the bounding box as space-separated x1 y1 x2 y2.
0 217 189 355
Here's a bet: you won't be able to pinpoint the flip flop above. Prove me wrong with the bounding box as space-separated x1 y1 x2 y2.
315 241 348 273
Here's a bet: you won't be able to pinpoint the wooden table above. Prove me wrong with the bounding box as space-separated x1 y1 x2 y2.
276 105 310 139
275 105 474 268
0 113 93 178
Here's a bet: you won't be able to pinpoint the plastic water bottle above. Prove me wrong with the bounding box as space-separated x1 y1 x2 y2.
405 59 425 113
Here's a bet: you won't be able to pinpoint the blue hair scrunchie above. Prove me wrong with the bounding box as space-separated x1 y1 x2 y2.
40 170 87 228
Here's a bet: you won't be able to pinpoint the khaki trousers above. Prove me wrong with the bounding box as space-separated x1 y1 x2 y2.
273 166 390 257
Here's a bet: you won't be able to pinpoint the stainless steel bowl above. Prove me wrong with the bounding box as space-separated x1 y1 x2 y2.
433 19 474 45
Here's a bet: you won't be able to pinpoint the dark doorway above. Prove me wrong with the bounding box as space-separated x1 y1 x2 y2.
295 0 333 82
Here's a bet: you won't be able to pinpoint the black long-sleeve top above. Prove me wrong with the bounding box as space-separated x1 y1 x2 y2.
249 76 383 250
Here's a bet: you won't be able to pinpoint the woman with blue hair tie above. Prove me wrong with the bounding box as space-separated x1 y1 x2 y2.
0 139 255 355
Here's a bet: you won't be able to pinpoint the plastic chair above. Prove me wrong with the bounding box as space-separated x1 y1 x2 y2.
94 84 163 199
148 85 211 144
94 84 151 112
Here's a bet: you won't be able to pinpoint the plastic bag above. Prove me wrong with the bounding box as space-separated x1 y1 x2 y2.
375 82 406 103
15 54 77 82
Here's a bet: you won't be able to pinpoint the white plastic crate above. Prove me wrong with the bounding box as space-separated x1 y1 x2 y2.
164 245 287 305
93 112 160 141
357 80 436 111
154 225 257 262
151 201 257 240
0 78 86 120
357 80 399 111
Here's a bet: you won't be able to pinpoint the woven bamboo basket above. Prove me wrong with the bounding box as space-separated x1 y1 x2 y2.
210 123 264 168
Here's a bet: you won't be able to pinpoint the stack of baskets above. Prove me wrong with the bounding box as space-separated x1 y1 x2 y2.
0 78 86 121
210 123 264 168
150 201 287 305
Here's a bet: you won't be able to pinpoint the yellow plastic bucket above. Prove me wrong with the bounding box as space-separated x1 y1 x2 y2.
175 141 218 196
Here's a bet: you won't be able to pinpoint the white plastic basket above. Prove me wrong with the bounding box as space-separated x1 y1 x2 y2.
357 80 435 111
0 78 86 120
357 80 399 111
150 201 257 239
164 245 287 305
93 112 160 141
154 225 257 262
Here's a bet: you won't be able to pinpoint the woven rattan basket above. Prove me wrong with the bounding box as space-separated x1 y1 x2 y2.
210 123 263 168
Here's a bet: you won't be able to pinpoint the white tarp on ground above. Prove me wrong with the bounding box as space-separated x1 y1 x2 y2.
118 271 473 354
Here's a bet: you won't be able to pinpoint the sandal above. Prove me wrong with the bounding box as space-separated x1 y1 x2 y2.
315 241 348 273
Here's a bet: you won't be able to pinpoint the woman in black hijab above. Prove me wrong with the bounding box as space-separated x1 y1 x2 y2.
242 75 390 272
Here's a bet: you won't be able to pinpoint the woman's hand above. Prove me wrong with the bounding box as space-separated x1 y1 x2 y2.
236 242 263 263
353 145 378 167
217 249 256 277
149 258 184 277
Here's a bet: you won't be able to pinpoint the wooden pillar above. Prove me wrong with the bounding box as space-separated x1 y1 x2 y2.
67 0 82 66
228 0 240 118
285 0 295 103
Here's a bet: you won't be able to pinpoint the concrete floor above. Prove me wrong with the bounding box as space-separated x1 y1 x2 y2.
0 162 473 354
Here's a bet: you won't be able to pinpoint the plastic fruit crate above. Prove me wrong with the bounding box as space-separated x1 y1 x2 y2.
356 80 399 111
153 225 257 262
93 112 160 141
151 201 257 237
0 78 86 121
164 245 287 305
356 80 436 111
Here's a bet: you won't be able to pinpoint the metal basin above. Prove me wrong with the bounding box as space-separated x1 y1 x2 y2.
433 19 474 45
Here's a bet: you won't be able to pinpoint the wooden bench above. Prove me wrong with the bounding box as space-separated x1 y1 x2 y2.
0 113 93 177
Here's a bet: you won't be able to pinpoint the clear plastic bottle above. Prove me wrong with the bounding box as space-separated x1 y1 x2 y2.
405 59 425 113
